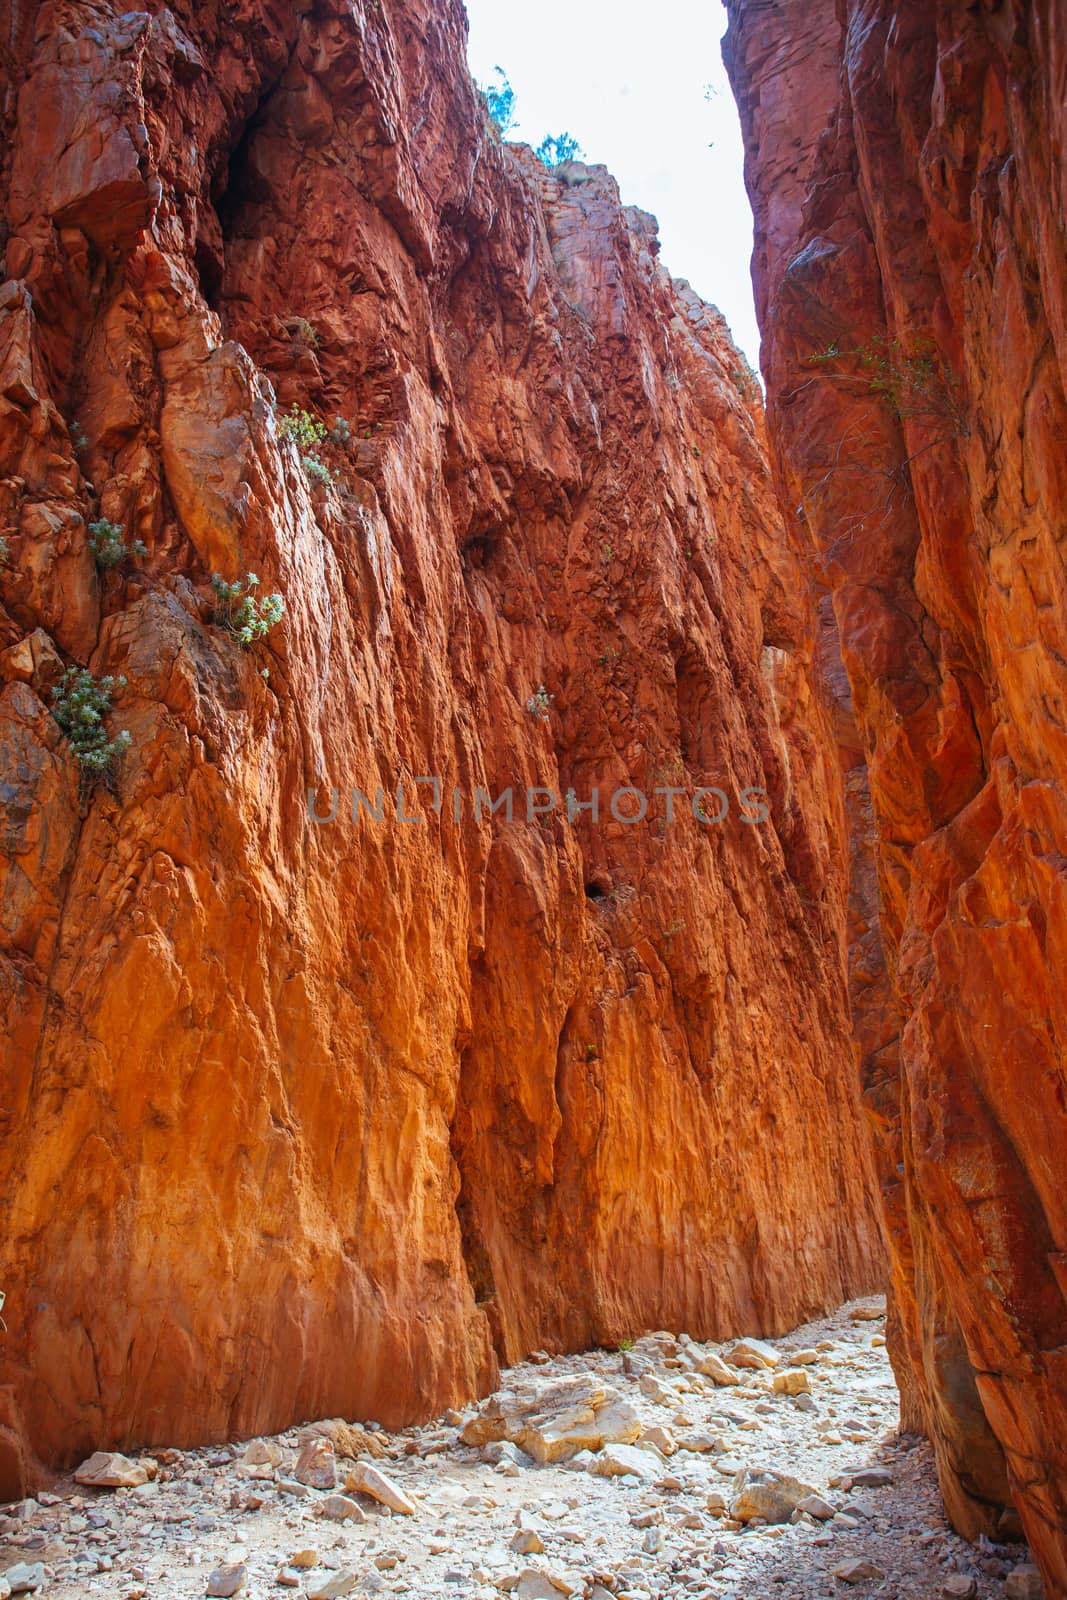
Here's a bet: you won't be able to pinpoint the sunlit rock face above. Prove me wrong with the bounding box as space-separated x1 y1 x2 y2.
0 0 882 1495
726 0 1067 1587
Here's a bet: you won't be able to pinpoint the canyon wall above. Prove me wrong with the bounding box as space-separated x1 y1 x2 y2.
725 0 1067 1590
0 0 883 1494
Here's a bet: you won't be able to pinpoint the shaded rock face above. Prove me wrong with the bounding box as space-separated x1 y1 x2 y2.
725 0 1067 1587
0 0 883 1492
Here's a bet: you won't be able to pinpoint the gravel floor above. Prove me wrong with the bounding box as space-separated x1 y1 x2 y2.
0 1298 1042 1600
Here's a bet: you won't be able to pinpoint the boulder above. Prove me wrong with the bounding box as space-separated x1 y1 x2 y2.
730 1467 816 1524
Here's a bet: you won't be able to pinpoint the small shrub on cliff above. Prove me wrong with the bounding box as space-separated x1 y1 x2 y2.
526 684 553 721
51 667 132 775
808 335 968 434
88 517 147 569
69 419 88 451
480 67 516 136
536 133 583 167
276 405 341 488
277 405 327 452
732 359 761 403
211 573 285 649
0 538 8 565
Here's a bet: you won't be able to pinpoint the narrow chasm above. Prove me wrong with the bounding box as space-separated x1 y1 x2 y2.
0 0 1063 1597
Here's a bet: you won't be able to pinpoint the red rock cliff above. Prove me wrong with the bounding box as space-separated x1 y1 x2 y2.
0 0 883 1494
725 0 1067 1588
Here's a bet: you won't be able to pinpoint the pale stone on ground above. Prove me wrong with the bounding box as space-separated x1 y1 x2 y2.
72 1451 149 1489
728 1338 780 1369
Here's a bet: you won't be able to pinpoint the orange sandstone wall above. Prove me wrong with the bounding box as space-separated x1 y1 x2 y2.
0 0 882 1494
725 0 1067 1589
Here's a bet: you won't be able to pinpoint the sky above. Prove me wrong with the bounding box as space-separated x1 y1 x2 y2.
462 0 761 368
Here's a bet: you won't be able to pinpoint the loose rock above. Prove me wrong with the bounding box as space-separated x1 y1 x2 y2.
731 1468 816 1524
306 1573 360 1600
3 1567 45 1596
833 1559 885 1584
693 1351 740 1386
345 1460 417 1515
796 1493 836 1520
294 1438 337 1490
727 1338 780 1370
319 1493 366 1523
206 1564 248 1597
851 1467 893 1488
1006 1566 1045 1600
589 1444 656 1480
73 1450 150 1488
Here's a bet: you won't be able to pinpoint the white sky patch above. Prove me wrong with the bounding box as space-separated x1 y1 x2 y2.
462 0 760 367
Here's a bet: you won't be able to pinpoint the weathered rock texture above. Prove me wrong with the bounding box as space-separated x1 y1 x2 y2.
0 0 882 1495
725 0 1067 1589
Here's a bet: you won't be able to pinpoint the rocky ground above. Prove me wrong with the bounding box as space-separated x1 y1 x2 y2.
0 1299 1044 1600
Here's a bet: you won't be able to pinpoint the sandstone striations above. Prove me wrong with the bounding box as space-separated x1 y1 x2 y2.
726 0 1067 1589
0 1 882 1495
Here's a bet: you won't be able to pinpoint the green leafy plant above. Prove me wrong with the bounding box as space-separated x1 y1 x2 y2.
481 67 516 135
808 335 968 434
732 359 761 403
0 538 8 565
655 757 685 785
526 684 553 721
51 667 132 774
88 517 147 569
210 573 285 649
69 419 88 451
277 405 339 487
277 405 327 452
618 1338 634 1353
801 335 970 565
536 133 583 166
293 317 320 348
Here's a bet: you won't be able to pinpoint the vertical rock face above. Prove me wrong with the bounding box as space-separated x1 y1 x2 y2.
0 0 882 1493
726 0 1067 1587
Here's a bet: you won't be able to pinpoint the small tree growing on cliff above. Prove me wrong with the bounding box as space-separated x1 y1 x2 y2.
808 335 968 437
801 334 970 565
88 517 148 570
51 667 132 785
536 133 584 167
480 67 516 135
